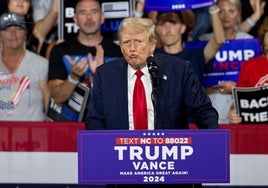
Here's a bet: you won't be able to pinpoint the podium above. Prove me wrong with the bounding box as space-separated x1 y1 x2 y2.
1 122 268 186
78 129 230 184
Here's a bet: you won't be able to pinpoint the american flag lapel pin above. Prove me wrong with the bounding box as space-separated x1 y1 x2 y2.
163 75 168 80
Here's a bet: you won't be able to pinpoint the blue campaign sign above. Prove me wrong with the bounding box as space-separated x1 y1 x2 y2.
78 129 230 184
144 0 215 12
185 38 261 87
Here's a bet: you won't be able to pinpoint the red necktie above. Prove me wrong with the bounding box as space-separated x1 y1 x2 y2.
133 70 148 130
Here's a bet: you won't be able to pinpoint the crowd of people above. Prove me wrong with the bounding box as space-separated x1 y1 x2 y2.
0 0 267 123
0 0 59 56
1 0 268 188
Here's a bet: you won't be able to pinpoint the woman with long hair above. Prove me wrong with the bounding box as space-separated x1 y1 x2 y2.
200 0 255 124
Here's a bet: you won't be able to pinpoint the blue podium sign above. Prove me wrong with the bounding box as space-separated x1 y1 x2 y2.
78 129 230 184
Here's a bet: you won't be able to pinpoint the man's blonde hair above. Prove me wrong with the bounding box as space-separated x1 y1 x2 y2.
118 17 157 44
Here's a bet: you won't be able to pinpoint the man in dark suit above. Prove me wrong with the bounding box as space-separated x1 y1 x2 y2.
86 16 218 130
85 17 218 188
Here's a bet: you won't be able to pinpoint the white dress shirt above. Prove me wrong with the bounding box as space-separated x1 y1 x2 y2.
128 64 155 130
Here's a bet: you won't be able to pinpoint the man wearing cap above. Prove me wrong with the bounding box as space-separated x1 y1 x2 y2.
155 5 225 83
0 12 49 121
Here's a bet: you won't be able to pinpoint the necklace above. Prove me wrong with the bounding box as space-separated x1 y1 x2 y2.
1 49 25 74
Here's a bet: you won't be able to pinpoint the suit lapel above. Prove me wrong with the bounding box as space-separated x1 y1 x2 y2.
155 54 169 129
113 59 129 129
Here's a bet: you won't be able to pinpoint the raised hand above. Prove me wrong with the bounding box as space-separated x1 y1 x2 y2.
88 44 104 74
249 0 265 23
65 55 89 81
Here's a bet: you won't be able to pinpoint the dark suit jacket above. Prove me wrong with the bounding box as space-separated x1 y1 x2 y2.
85 53 218 130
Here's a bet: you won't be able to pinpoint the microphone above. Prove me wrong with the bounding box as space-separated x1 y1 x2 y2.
147 56 158 89
147 56 158 129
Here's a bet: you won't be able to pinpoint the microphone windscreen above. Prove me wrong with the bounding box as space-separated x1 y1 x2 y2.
146 56 155 65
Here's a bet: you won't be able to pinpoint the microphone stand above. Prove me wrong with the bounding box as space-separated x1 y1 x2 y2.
147 56 158 129
151 82 157 129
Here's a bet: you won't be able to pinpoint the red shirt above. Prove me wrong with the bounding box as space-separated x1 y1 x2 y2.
237 55 268 87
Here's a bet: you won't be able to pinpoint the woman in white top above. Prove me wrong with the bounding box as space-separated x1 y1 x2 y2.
0 12 49 121
199 0 254 124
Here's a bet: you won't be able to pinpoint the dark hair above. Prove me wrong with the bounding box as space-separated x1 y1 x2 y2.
1 0 33 20
0 0 9 15
0 0 34 28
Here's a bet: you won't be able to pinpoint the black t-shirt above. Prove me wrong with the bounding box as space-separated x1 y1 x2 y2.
48 37 122 82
